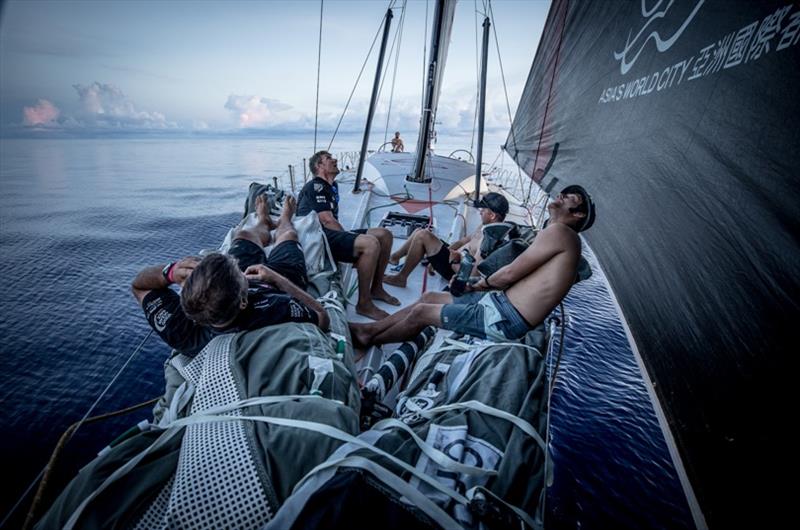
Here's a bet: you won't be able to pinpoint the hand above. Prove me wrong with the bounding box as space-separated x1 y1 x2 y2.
448 250 462 264
172 257 200 286
244 264 277 284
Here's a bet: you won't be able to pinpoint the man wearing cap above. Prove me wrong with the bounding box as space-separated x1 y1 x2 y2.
352 185 596 346
384 192 510 288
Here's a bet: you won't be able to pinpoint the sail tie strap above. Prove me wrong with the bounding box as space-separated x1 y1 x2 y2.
420 399 546 452
274 455 462 530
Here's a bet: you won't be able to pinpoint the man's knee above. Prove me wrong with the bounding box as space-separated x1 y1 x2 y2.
409 304 427 324
355 233 380 257
370 227 393 248
420 291 438 303
275 228 298 244
232 229 262 248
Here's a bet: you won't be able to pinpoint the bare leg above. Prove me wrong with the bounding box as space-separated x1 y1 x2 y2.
272 195 298 244
384 230 445 288
351 303 443 346
233 194 276 248
350 290 449 346
368 227 400 305
389 228 423 264
353 234 390 320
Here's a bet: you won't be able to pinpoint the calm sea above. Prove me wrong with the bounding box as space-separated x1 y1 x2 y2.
0 135 693 529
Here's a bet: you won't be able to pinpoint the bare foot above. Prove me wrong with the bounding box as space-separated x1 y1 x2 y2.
282 195 297 218
383 274 407 288
356 303 390 320
371 288 401 306
256 195 276 230
349 322 372 349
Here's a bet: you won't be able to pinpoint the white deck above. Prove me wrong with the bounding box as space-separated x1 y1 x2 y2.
332 151 528 396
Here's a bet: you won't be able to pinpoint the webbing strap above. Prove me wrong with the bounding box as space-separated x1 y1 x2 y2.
422 400 546 451
466 485 538 529
370 418 497 476
298 455 462 530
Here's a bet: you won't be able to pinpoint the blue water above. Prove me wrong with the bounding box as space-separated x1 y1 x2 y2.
0 137 693 528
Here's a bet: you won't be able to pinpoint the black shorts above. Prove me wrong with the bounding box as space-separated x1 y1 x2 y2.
323 227 367 264
229 238 308 289
427 242 455 280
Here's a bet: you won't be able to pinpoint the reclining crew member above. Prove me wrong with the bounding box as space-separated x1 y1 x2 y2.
351 185 596 345
132 195 329 357
296 150 399 320
384 192 510 288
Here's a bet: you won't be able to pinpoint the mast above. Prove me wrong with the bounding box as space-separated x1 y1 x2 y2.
408 0 456 183
473 16 490 205
354 8 394 193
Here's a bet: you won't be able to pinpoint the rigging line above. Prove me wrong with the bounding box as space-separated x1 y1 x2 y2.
486 0 525 200
327 13 387 152
376 2 405 143
314 0 324 153
525 0 568 207
22 397 161 530
383 0 407 144
470 0 480 155
420 0 429 114
0 329 154 529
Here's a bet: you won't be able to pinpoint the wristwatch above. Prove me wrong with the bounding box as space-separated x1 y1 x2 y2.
162 262 176 283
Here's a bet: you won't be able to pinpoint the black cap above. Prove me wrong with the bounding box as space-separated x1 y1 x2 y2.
560 185 596 232
477 192 509 217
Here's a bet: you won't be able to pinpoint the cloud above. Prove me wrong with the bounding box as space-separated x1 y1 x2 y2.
224 95 295 128
22 99 60 126
72 82 176 129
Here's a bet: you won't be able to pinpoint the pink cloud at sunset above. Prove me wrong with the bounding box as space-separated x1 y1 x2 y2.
22 99 60 126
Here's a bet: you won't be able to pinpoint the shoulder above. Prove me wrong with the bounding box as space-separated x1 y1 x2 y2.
539 222 580 249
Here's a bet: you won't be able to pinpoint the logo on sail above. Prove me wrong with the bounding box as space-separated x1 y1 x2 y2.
613 0 705 75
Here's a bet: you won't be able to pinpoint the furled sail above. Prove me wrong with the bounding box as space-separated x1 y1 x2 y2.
410 0 457 181
507 0 799 528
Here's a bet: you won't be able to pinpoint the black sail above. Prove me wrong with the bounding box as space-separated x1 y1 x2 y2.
507 0 799 527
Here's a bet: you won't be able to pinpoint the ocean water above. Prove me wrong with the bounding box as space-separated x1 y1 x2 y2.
0 136 693 528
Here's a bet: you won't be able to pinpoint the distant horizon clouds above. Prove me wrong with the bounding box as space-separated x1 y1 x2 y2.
22 99 60 126
1 1 549 139
224 94 295 128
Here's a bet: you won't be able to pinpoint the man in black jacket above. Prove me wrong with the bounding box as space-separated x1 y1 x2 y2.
132 195 329 356
296 150 399 320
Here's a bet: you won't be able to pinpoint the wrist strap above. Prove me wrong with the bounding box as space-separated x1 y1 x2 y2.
483 276 493 289
163 262 177 284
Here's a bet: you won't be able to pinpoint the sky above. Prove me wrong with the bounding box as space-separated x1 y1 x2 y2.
0 0 550 137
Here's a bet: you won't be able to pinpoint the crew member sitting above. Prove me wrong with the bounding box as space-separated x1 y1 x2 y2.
296 150 399 320
384 192 510 288
132 195 329 356
351 185 596 345
391 131 404 153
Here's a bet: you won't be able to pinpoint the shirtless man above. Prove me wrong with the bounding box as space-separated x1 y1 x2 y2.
351 185 596 345
296 150 399 319
391 131 404 153
384 192 509 288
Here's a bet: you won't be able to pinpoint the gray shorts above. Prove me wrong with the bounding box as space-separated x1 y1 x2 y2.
440 291 531 341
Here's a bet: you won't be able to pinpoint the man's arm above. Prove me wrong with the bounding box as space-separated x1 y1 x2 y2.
244 264 330 331
318 210 345 232
472 224 577 291
131 257 199 303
